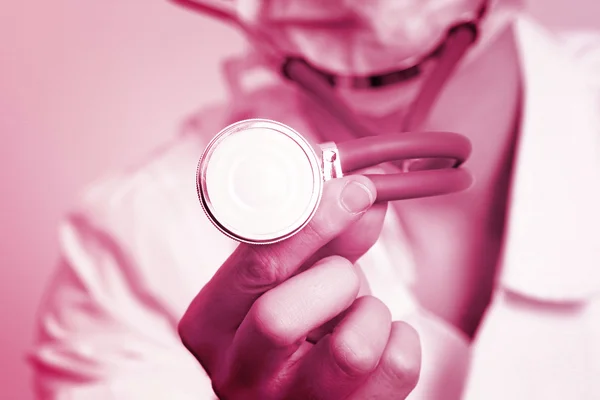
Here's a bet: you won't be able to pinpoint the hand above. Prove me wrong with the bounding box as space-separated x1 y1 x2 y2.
179 174 421 399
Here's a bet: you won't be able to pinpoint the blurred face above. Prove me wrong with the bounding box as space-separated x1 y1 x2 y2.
233 0 490 119
239 0 486 77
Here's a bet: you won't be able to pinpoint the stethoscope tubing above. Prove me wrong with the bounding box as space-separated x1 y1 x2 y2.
282 23 478 202
182 1 489 243
401 23 478 132
282 57 375 139
337 131 471 172
337 131 473 201
366 169 473 202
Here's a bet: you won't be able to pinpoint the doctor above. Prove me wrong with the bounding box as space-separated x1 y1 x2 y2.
30 0 600 399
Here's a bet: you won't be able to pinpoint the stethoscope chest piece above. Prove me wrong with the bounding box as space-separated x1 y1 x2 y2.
197 119 323 245
198 119 473 244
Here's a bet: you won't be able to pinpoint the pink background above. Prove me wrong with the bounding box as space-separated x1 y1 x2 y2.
1 1 598 398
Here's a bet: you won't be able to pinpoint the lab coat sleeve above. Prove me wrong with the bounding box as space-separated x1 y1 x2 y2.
29 211 217 399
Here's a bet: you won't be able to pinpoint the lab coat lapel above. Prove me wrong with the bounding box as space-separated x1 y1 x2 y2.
498 16 600 302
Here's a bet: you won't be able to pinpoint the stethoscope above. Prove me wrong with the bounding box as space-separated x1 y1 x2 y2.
174 0 487 244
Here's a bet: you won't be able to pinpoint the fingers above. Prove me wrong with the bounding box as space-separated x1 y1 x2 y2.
290 296 392 400
300 167 389 274
329 166 389 263
179 175 377 370
347 321 422 400
216 256 360 396
322 202 388 263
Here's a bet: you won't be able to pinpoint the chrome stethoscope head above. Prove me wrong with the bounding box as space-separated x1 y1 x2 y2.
197 118 473 244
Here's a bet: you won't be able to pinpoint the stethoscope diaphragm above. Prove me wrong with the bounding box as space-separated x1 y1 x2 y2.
197 119 324 244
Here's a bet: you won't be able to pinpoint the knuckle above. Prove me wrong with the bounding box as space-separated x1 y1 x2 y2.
306 184 361 240
177 313 203 357
211 363 262 399
335 261 361 292
177 316 193 347
211 378 228 399
356 296 393 327
211 378 239 400
331 330 380 377
300 216 334 245
358 295 391 316
313 255 360 295
177 316 220 376
384 349 420 386
383 322 422 385
236 246 288 291
317 254 354 271
256 382 286 400
249 295 299 348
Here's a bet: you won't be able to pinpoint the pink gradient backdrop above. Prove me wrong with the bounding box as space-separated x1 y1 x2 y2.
0 1 597 398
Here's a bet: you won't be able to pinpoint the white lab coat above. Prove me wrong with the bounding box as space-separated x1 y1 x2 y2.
29 15 600 399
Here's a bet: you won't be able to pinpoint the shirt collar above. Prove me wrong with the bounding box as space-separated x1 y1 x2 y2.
498 15 600 301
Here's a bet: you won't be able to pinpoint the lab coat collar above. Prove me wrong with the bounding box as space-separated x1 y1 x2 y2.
498 16 600 302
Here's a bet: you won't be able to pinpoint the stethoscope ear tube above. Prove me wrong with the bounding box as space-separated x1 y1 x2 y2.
401 23 478 132
282 58 374 139
282 22 480 202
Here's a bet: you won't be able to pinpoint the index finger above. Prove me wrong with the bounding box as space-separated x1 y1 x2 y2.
179 175 376 345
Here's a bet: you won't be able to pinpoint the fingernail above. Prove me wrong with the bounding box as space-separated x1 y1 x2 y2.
341 180 375 214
